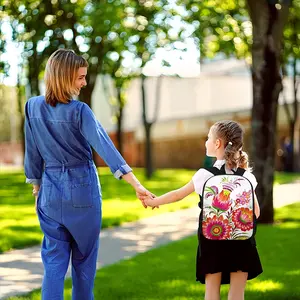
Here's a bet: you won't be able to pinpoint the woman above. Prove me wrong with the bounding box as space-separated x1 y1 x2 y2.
24 48 152 300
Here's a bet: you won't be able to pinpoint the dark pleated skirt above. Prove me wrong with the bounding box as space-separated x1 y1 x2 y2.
196 235 263 284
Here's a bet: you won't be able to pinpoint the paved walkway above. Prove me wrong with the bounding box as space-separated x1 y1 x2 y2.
0 182 299 299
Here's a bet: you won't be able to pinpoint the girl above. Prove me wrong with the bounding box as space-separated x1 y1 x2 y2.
144 120 263 300
24 49 152 300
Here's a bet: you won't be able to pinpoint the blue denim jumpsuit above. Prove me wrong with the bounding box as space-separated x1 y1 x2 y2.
24 96 132 300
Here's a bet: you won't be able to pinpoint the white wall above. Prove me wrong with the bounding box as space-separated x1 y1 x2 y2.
91 74 297 139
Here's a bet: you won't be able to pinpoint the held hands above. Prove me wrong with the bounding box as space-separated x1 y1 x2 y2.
143 194 157 207
135 184 159 209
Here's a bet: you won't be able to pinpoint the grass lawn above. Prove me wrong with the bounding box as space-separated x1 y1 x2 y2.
0 167 197 253
0 167 299 254
7 203 300 300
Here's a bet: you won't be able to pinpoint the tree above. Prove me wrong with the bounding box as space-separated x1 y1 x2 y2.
281 0 300 172
102 55 136 155
127 0 178 178
4 0 173 170
0 9 10 79
180 0 292 223
4 0 130 106
247 0 291 223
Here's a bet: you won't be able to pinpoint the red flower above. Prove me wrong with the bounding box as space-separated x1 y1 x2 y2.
232 208 253 231
202 215 232 240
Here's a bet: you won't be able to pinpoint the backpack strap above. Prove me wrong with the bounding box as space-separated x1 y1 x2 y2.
205 164 226 175
205 164 246 176
204 167 223 175
233 167 246 176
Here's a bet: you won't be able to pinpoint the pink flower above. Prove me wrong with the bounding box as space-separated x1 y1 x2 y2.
212 193 232 211
236 190 252 205
232 208 253 231
202 215 232 240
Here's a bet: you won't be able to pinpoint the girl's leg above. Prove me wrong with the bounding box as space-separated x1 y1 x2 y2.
228 271 248 300
205 272 222 300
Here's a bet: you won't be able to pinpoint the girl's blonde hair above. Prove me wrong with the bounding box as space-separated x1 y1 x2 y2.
45 49 88 106
211 120 250 170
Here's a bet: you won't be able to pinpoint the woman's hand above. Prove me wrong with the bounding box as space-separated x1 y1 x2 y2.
32 185 40 213
143 195 159 207
135 184 159 209
120 172 158 209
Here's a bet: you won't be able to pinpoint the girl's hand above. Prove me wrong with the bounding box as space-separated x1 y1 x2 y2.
135 184 156 208
144 195 158 207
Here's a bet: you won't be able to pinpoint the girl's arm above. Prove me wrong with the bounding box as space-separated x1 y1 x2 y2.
254 193 260 219
144 181 195 207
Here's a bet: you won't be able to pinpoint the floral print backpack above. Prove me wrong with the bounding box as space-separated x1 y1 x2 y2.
201 165 254 240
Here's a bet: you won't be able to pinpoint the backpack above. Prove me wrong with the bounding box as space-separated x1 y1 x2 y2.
200 165 255 241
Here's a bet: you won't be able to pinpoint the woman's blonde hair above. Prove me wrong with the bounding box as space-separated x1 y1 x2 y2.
45 49 88 106
211 120 250 170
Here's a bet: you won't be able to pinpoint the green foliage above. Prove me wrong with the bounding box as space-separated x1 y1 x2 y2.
282 0 300 66
180 0 251 61
2 0 177 103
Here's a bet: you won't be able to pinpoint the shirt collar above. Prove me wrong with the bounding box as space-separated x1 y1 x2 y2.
213 159 226 169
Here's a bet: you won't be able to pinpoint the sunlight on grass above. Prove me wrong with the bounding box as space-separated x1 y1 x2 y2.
285 270 300 276
6 203 300 300
274 172 300 185
0 167 197 253
157 279 189 289
247 280 284 292
275 222 300 229
0 167 299 254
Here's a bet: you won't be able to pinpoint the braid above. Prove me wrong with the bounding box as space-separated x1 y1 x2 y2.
212 120 249 170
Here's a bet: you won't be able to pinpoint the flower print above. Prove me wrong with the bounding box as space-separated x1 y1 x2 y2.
236 190 252 205
212 193 232 211
232 208 253 231
205 186 219 198
202 215 232 240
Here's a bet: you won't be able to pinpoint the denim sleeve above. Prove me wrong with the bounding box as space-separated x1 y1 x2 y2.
79 103 132 179
24 101 44 185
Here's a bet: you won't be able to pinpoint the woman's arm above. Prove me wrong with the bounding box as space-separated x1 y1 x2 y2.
24 101 44 186
122 172 154 208
144 181 195 207
79 103 132 180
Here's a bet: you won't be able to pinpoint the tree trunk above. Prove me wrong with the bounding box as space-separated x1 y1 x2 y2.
116 87 124 155
145 122 153 179
294 117 300 171
17 80 25 165
247 0 290 223
292 57 299 171
27 52 41 97
141 75 154 179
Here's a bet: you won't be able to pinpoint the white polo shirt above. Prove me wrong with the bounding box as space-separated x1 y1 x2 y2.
192 159 258 195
